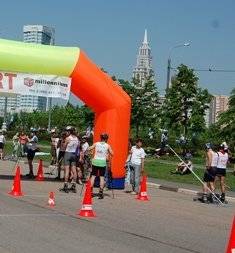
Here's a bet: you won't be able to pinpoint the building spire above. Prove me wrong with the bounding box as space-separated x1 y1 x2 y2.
143 29 148 44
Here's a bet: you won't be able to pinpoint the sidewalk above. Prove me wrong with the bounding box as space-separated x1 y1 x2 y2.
148 177 235 202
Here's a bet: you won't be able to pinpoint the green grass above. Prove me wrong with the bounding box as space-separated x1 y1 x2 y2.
145 158 235 190
3 140 235 190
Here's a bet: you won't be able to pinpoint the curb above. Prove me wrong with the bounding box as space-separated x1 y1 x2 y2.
147 182 235 203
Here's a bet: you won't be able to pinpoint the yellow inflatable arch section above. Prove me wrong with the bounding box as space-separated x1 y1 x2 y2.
0 39 131 188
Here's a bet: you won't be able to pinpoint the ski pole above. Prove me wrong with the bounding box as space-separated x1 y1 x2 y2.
166 144 224 206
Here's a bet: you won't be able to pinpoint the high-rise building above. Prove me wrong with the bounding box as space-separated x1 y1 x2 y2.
0 25 56 114
133 29 154 85
23 25 55 45
21 25 55 112
209 95 229 124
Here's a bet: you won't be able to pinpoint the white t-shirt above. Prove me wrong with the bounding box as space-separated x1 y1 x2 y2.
0 134 6 143
211 151 219 167
92 142 110 167
65 135 79 153
130 146 146 165
217 151 228 169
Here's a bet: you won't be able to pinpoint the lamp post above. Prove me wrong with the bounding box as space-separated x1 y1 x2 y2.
166 42 190 91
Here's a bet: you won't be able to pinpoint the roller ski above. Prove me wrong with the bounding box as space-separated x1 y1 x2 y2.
193 193 209 204
193 193 228 205
59 183 69 193
69 183 77 193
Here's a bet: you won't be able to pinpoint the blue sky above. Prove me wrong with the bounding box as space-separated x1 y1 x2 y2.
1 0 235 98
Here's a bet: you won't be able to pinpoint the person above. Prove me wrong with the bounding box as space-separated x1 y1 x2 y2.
125 138 133 186
50 129 59 165
19 131 28 157
171 157 193 175
75 135 83 185
156 130 168 158
129 138 146 195
0 130 6 160
216 144 229 203
79 136 90 181
89 133 113 199
201 143 218 203
60 126 79 193
26 130 38 178
12 132 19 158
56 131 67 180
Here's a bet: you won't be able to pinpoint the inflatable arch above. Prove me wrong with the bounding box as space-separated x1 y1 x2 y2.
0 39 131 188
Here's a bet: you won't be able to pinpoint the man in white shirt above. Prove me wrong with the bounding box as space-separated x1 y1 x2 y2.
129 139 146 195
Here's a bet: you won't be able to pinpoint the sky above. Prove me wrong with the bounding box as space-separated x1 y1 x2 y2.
1 0 235 101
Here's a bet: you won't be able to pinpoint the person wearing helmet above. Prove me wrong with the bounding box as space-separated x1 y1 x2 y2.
60 127 79 193
89 133 113 199
200 143 218 203
216 144 229 203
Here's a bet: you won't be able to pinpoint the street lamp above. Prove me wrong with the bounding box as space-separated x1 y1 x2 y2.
166 42 190 91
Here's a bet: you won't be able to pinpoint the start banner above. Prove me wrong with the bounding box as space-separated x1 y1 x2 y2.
0 71 71 100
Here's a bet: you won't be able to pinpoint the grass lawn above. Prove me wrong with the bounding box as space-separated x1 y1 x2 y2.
3 140 235 190
145 158 235 191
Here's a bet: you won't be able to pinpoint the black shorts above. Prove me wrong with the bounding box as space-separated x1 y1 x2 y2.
91 165 106 177
27 149 36 160
203 167 217 182
0 142 4 149
216 168 226 177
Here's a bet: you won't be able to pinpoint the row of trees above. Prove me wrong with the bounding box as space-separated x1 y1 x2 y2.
4 64 234 151
120 64 234 151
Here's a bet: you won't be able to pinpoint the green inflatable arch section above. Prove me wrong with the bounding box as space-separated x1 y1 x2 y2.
0 39 80 76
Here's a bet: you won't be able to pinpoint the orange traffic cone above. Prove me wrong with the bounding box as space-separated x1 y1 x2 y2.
48 192 55 207
36 159 44 181
78 180 96 217
226 216 235 253
8 166 23 197
136 175 149 201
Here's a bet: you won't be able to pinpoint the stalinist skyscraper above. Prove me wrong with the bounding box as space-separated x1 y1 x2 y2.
133 29 154 85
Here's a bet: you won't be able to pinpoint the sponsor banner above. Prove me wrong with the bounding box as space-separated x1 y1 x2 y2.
0 71 71 100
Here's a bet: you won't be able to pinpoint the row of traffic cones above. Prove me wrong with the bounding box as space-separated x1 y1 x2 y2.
7 165 235 251
8 159 44 196
9 163 150 212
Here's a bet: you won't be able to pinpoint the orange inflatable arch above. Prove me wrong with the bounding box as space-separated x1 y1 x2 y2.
0 39 131 188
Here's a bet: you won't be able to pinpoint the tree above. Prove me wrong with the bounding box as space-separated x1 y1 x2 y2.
162 64 211 138
120 76 159 137
217 88 235 148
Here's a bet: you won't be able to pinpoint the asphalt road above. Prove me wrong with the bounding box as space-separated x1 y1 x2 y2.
0 160 234 253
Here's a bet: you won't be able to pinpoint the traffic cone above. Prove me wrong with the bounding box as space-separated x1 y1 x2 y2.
36 159 44 181
8 166 23 197
78 180 96 217
136 175 149 201
226 216 235 253
48 192 55 207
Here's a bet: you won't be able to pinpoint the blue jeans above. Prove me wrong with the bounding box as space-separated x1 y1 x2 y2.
130 163 141 193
